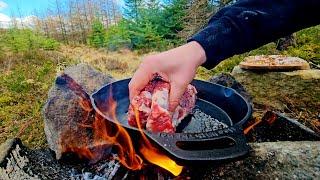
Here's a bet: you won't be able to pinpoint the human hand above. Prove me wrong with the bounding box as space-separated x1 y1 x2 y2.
129 41 206 112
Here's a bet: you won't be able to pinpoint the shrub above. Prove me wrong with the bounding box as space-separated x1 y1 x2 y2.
0 29 59 52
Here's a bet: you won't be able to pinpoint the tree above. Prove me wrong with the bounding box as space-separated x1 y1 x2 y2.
88 20 106 48
179 0 217 39
161 0 188 41
123 0 143 21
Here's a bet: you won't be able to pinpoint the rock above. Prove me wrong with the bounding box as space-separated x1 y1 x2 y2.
276 34 296 51
43 63 115 161
200 141 320 179
1 139 319 179
282 69 320 79
209 73 252 104
232 68 320 133
231 65 247 75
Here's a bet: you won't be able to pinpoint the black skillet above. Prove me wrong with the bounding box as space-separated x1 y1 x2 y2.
90 79 252 163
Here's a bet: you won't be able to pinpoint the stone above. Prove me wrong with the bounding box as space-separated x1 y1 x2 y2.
282 69 320 79
209 73 252 105
43 63 115 161
200 141 320 179
231 68 320 133
1 139 319 179
276 34 296 51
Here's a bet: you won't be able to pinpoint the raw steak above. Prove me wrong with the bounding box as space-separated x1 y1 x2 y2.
128 79 197 133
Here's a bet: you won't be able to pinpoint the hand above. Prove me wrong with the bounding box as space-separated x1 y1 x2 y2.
129 41 206 112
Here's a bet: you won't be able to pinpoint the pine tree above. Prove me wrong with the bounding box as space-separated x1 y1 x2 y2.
123 0 143 21
88 20 106 48
161 0 189 40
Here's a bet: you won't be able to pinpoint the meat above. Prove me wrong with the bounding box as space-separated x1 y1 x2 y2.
128 79 197 133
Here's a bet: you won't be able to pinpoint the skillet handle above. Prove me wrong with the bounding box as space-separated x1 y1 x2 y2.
146 125 250 162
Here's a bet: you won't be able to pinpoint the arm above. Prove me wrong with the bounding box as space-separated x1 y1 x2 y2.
189 0 320 68
129 0 320 111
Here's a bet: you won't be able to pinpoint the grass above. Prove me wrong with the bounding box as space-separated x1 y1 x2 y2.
0 50 72 148
59 45 142 79
0 25 319 148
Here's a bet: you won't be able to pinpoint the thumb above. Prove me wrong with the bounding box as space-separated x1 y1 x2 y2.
169 82 187 112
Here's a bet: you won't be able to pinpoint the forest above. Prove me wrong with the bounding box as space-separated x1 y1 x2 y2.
0 0 319 148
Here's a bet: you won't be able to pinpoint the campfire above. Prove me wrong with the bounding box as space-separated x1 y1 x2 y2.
56 74 183 176
1 65 319 179
48 72 320 178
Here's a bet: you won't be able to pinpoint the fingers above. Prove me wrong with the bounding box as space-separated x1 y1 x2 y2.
169 82 188 112
128 62 153 101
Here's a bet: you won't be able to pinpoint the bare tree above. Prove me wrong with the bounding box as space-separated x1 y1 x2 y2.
55 0 68 43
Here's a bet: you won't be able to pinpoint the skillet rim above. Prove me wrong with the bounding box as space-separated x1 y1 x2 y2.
90 78 252 133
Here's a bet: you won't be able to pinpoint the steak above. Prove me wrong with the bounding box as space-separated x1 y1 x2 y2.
128 79 197 133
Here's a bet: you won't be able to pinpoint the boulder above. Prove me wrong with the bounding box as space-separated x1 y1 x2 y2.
43 63 115 161
209 73 252 105
1 138 319 179
201 141 320 179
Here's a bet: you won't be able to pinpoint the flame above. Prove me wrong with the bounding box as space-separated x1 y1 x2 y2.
134 108 183 176
95 97 143 170
244 111 279 135
243 119 262 135
59 74 182 175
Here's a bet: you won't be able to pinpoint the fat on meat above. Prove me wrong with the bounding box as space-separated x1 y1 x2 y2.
128 79 197 133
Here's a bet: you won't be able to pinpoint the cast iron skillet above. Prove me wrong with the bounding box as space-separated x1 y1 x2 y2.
90 79 252 163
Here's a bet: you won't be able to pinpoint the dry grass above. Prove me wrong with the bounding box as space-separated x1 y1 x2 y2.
59 45 143 79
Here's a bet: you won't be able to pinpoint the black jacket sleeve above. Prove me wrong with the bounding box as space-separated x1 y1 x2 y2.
188 0 320 69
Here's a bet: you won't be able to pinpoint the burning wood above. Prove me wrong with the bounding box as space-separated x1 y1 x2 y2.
244 111 320 142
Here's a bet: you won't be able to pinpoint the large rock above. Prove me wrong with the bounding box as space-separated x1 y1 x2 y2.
1 138 319 179
209 73 252 105
43 63 115 161
231 66 320 133
200 141 320 179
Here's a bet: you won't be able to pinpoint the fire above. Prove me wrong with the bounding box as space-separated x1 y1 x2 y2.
133 108 183 176
95 97 143 170
95 92 182 175
59 74 182 175
243 111 278 135
243 119 262 135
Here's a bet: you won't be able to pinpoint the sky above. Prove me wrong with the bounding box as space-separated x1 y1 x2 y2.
0 0 124 28
0 0 56 27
